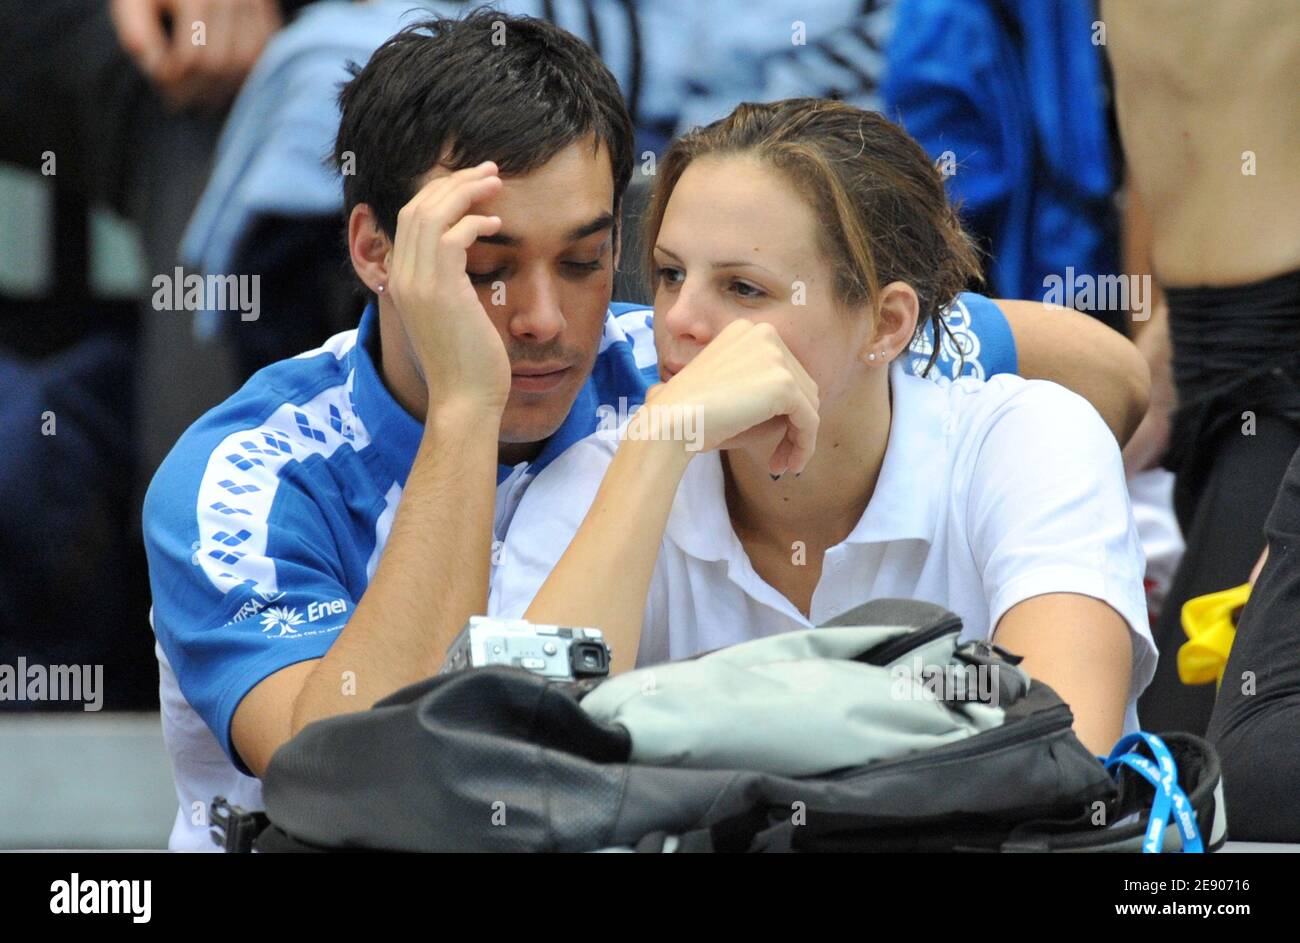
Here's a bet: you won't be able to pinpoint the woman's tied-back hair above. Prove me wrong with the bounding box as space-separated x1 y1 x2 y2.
642 98 983 377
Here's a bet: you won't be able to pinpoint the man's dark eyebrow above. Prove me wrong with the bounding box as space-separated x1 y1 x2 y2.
475 212 615 248
565 212 615 242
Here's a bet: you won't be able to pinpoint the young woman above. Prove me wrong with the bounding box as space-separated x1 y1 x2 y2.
490 99 1155 755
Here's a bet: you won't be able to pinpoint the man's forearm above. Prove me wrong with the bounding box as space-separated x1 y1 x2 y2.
290 403 502 734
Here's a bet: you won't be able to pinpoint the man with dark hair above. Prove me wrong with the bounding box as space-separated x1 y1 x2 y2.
144 10 1150 850
145 12 649 850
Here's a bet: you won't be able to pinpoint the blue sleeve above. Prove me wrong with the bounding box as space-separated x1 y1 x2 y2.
143 424 359 775
904 292 1018 382
609 301 661 389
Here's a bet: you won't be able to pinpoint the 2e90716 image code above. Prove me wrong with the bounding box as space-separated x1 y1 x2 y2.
1124 879 1251 894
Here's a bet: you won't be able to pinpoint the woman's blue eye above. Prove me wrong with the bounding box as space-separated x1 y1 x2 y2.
731 280 764 298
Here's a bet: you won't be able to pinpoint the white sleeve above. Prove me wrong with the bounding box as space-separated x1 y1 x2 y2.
488 434 615 620
963 380 1157 704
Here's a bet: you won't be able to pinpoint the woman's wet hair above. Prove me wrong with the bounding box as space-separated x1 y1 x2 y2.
642 98 983 376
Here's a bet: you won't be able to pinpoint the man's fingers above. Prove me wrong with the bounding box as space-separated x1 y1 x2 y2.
389 213 500 302
393 166 500 272
404 161 499 218
424 171 503 231
232 0 280 71
442 214 503 248
198 0 235 73
392 168 501 288
151 0 206 105
436 215 503 277
111 0 170 76
167 0 205 74
174 0 236 108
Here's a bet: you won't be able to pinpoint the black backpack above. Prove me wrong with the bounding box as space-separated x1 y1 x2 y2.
232 600 1225 853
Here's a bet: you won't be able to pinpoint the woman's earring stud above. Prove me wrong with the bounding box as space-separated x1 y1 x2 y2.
867 352 877 361
377 284 385 293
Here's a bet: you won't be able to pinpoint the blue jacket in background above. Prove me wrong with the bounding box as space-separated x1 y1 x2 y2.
883 0 1119 309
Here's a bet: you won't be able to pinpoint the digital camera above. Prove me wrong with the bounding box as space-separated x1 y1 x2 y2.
440 616 611 680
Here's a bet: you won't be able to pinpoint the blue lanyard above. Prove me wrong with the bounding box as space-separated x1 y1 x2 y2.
1101 732 1204 853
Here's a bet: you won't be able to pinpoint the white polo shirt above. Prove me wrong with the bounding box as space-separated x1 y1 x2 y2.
491 363 1158 736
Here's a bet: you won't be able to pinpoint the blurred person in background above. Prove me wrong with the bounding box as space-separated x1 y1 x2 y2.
0 0 302 706
1103 0 1300 736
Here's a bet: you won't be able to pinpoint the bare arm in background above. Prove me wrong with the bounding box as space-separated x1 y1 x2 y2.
1117 188 1174 475
995 299 1151 446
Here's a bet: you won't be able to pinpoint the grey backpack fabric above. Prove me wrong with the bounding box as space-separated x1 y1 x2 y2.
252 599 1225 853
579 616 1015 776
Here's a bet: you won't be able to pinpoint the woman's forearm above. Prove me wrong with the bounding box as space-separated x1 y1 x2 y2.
523 435 692 673
522 320 820 671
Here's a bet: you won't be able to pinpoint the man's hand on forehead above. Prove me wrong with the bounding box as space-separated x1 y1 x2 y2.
382 161 512 413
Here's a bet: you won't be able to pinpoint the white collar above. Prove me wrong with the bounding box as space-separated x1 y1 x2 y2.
664 361 952 563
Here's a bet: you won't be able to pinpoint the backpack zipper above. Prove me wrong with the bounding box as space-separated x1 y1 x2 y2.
853 614 964 666
823 702 1076 781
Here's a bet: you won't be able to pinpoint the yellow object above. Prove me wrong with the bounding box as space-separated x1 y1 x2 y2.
1177 582 1252 688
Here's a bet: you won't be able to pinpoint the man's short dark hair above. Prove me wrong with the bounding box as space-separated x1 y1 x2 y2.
333 9 635 242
